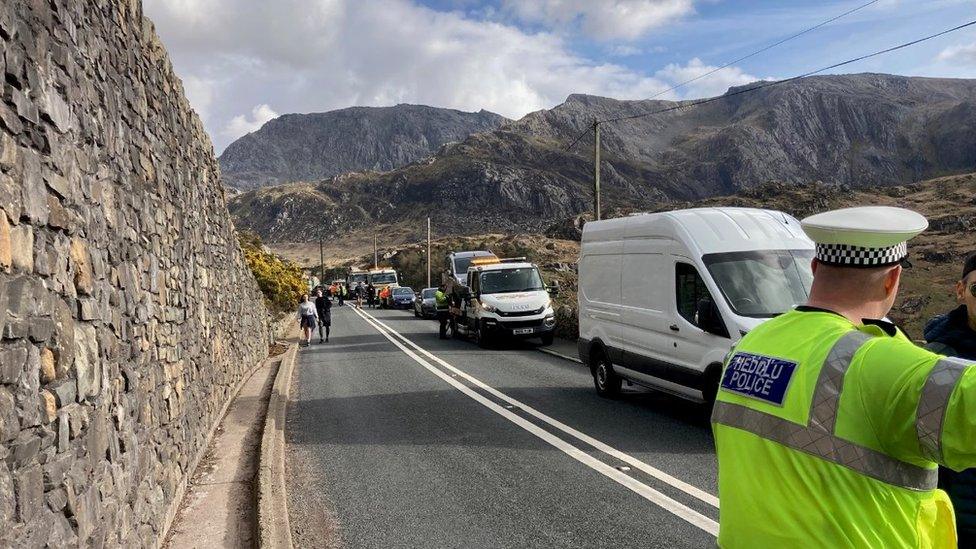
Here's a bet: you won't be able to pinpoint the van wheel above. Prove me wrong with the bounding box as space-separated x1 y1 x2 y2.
540 333 554 346
476 321 492 348
593 353 622 398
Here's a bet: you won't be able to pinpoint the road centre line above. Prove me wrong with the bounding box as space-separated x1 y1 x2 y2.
354 307 720 509
350 306 719 536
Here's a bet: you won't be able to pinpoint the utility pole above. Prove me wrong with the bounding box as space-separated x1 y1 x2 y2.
319 237 324 286
373 235 378 270
593 119 601 221
426 216 431 288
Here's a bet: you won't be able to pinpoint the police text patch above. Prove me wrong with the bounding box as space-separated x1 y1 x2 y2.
720 352 797 406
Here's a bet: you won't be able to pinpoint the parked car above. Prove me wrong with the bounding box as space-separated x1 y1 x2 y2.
414 287 437 318
390 286 416 309
577 207 814 402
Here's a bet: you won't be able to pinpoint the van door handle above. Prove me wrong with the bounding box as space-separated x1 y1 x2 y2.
669 324 680 332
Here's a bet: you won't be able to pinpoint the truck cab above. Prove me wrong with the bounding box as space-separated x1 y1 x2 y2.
347 270 368 291
368 268 399 306
457 258 557 347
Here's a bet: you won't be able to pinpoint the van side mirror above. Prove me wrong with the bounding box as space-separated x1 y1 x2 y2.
696 297 729 338
548 280 560 296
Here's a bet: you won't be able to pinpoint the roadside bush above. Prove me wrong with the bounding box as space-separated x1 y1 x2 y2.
239 231 306 312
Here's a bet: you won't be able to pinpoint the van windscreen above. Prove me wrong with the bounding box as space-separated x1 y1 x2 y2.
703 249 814 318
479 268 545 294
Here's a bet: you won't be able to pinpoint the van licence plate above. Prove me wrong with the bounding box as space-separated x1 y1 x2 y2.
512 328 534 335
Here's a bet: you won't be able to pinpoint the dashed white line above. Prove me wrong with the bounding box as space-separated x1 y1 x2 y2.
350 306 719 537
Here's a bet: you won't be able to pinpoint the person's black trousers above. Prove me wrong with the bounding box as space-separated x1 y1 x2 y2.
437 310 449 338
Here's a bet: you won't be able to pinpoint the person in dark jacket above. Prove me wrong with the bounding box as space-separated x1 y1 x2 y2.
366 283 376 308
314 288 332 343
925 252 976 544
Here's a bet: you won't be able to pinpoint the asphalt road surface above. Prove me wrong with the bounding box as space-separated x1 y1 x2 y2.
285 304 719 548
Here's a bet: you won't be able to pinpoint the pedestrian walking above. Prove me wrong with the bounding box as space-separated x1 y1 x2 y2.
314 288 332 343
925 252 976 545
366 282 376 308
296 294 318 347
434 284 450 339
356 282 365 308
712 206 976 547
337 283 345 307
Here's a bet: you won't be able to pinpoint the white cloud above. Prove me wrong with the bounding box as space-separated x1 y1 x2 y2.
502 0 695 41
144 0 688 151
223 104 279 140
937 42 976 66
654 58 761 99
608 45 643 57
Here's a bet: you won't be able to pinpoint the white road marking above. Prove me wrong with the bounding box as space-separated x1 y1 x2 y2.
357 308 719 509
351 306 719 536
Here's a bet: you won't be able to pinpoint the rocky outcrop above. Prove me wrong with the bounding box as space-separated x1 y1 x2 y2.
0 2 269 546
218 105 508 189
230 74 976 242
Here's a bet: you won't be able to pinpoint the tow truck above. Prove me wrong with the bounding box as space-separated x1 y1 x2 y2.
454 257 558 348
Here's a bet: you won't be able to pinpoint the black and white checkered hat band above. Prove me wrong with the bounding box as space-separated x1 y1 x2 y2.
816 242 908 267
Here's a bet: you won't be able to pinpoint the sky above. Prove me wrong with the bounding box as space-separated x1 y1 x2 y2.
143 0 976 153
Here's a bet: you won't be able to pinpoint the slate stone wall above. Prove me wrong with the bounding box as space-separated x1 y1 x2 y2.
0 1 271 546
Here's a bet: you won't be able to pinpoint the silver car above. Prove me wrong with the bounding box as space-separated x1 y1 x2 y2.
414 287 438 318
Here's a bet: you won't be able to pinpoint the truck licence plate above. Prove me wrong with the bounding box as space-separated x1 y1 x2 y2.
513 328 534 335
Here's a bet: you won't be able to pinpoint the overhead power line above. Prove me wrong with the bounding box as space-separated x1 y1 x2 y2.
602 18 976 124
565 0 880 152
645 0 880 102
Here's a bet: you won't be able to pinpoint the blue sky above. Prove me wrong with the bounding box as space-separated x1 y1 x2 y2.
145 0 976 152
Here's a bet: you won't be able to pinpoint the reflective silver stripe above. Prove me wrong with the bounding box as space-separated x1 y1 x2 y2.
808 331 872 433
916 357 973 462
714 401 938 491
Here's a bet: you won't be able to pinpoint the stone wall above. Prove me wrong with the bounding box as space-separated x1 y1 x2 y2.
0 1 271 546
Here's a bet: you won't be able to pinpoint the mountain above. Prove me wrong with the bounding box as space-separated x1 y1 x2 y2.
218 104 508 189
228 74 976 241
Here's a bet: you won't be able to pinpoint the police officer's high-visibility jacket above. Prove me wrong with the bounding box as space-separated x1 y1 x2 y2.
712 307 976 548
434 290 449 311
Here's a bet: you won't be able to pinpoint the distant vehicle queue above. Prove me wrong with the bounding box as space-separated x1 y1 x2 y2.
314 207 823 405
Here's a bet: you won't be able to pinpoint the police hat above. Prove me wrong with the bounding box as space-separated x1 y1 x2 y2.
801 206 928 268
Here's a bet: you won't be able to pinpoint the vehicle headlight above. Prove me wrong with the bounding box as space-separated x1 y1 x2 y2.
481 303 497 313
544 315 556 327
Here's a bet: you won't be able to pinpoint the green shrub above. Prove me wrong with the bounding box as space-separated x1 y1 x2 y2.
238 231 306 312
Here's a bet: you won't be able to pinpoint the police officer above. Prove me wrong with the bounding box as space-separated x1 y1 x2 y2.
712 206 976 547
434 284 450 339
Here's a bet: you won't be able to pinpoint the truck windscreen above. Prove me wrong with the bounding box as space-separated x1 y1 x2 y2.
704 249 814 318
349 274 367 284
369 273 396 284
480 268 545 294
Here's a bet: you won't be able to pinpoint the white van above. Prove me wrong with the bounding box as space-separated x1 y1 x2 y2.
577 207 814 402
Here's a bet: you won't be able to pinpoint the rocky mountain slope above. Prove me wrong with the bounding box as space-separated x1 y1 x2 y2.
218 104 507 189
291 172 974 342
229 74 976 242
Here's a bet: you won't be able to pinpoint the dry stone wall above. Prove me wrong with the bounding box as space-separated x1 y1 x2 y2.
0 1 271 546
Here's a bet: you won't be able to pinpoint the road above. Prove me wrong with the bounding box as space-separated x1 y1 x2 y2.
285 304 719 548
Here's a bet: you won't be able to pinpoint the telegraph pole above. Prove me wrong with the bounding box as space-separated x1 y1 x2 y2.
593 119 601 221
319 237 324 286
373 235 378 269
426 217 431 288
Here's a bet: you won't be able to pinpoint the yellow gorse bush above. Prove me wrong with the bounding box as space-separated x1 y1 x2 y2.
238 231 306 311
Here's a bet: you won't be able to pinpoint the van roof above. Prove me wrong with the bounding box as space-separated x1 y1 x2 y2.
582 207 812 255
